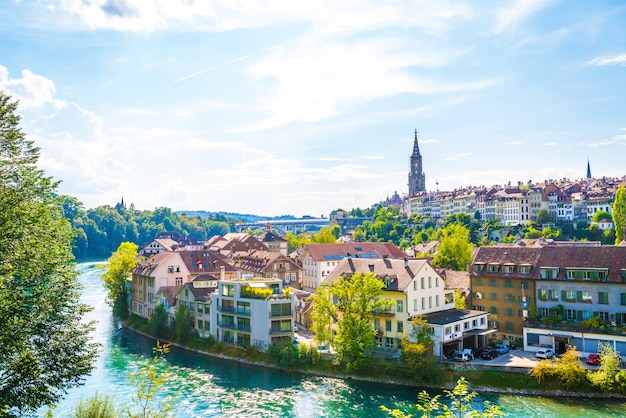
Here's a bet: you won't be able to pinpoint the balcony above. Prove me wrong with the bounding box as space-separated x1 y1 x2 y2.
269 310 293 318
219 305 236 314
525 318 626 337
217 322 251 332
269 328 295 335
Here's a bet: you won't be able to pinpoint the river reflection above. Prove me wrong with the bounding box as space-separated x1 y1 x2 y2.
42 262 626 417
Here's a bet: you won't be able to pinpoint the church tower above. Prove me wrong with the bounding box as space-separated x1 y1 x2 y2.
408 129 426 196
586 158 592 179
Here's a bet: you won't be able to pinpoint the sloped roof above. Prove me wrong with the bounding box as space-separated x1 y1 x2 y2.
258 230 287 243
157 285 181 306
323 257 435 291
178 250 237 275
132 251 180 276
422 308 487 325
305 242 405 262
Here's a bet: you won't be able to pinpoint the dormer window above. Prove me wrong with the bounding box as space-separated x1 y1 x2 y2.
487 263 499 273
518 265 531 274
540 267 559 279
503 264 515 274
474 263 485 272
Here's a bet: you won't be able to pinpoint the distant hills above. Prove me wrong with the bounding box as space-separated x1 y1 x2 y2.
175 210 298 223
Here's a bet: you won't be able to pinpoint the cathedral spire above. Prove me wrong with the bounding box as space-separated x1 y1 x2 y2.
413 129 421 157
408 129 425 196
586 157 592 179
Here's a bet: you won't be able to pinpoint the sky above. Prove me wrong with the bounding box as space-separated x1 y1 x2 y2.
1 1 625 218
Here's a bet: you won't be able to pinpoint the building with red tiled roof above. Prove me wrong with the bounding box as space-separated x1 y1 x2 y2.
470 243 626 356
232 250 301 289
300 242 406 291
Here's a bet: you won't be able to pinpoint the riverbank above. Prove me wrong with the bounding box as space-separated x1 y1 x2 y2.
121 323 626 400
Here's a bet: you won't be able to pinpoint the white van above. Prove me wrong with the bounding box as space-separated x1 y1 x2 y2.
453 348 474 362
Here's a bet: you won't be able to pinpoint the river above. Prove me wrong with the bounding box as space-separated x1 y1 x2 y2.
41 262 626 417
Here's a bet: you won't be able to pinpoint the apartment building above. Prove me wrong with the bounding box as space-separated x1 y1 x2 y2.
210 277 295 349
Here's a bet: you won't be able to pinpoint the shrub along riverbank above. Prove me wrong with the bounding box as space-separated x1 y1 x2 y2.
124 316 626 399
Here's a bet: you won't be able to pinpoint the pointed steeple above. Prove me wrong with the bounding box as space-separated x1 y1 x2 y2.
408 129 426 196
586 158 592 179
413 129 421 157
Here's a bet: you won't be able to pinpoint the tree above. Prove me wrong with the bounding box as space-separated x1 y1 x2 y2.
381 377 503 417
147 304 171 340
432 224 473 270
71 393 118 418
312 272 392 370
591 210 612 223
613 184 626 244
536 208 551 224
400 317 441 382
454 289 466 310
0 91 98 415
103 242 139 319
588 342 622 390
530 346 587 389
173 302 196 343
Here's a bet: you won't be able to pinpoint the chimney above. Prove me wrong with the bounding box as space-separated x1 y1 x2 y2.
220 266 225 281
404 257 409 268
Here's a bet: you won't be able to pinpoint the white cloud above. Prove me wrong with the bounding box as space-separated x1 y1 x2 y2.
544 142 558 146
493 0 552 34
506 141 522 145
243 37 494 130
586 134 626 148
587 54 626 66
0 66 64 110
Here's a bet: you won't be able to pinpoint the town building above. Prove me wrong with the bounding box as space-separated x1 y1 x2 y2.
299 242 406 292
324 258 489 359
231 250 301 289
210 277 295 349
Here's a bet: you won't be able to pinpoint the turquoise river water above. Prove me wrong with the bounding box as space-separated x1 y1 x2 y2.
39 262 626 417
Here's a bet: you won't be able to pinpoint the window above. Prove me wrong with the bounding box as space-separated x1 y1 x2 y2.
490 293 497 301
421 298 425 310
540 267 558 279
503 265 515 274
505 294 515 302
487 264 499 273
489 279 497 287
505 308 513 316
436 277 439 287
504 280 512 288
475 278 483 286
421 277 425 289
413 299 418 311
222 284 234 297
374 318 380 330
562 290 576 302
473 291 484 300
490 307 498 314
397 321 404 333
474 263 485 272
436 295 440 307
518 265 531 274
428 277 432 288
445 292 454 304
175 277 183 286
598 292 609 305
396 300 403 313
581 291 592 303
505 322 514 330
566 268 608 282
385 320 392 332
413 281 417 291
428 296 432 308
168 266 174 273
454 324 460 332
621 293 626 306
445 326 452 335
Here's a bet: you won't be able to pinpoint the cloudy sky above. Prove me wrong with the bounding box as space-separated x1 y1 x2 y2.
1 1 625 217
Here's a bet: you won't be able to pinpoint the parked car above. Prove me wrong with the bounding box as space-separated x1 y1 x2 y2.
536 349 554 359
453 348 474 362
481 348 499 360
586 353 600 365
494 343 510 354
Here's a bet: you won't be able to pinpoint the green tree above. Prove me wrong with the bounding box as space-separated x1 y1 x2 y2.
401 317 441 382
536 208 551 224
173 302 196 343
381 377 503 417
312 272 392 370
147 304 171 340
454 289 466 310
311 286 336 348
103 242 139 319
0 91 98 416
591 210 612 223
432 224 473 270
613 184 626 244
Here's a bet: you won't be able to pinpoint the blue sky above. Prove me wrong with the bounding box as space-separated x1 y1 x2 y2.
1 1 625 217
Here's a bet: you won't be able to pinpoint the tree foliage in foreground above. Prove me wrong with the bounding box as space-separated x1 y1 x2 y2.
0 91 98 416
381 376 504 417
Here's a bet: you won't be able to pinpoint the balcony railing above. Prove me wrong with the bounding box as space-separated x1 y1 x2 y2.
218 321 251 332
269 310 293 318
219 306 236 314
525 318 626 336
269 328 295 335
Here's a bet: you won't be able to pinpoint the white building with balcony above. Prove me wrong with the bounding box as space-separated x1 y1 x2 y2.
210 277 295 349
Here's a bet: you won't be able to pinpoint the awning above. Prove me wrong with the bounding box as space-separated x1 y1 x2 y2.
464 329 497 337
248 282 267 288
